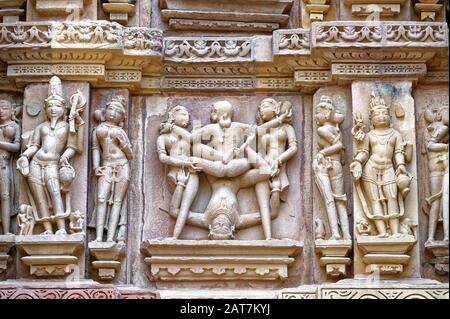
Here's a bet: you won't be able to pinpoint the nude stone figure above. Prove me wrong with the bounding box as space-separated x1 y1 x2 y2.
0 98 20 235
255 98 298 239
91 96 133 243
422 105 449 244
157 105 200 239
350 93 412 238
313 96 350 240
163 100 278 239
17 76 86 235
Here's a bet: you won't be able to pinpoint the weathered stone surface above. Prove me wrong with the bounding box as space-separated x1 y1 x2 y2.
0 0 447 300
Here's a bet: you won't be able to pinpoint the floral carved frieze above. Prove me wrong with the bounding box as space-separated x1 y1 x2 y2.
0 23 52 48
312 22 448 48
164 37 253 62
123 27 163 55
273 29 310 55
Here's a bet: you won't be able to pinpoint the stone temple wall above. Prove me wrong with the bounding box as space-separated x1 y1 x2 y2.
0 0 448 299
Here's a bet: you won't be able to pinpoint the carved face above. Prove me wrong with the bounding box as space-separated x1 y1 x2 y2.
371 108 390 128
211 101 233 128
209 215 234 240
315 103 332 125
171 107 190 128
259 99 278 122
0 100 12 123
105 103 125 125
45 99 65 121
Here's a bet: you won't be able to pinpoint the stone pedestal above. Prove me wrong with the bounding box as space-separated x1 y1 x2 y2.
425 241 449 275
88 241 125 281
315 239 352 278
16 234 84 278
357 235 416 275
141 239 303 282
0 235 14 274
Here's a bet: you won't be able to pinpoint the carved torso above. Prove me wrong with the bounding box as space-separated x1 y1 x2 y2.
0 121 19 160
33 121 69 162
95 122 130 164
366 128 401 168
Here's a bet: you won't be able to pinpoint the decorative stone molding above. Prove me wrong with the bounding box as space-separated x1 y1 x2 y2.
320 280 449 299
159 0 292 32
273 29 310 55
0 0 25 23
343 0 406 17
414 0 443 21
34 0 88 16
16 234 84 278
0 23 52 48
164 37 253 62
311 22 448 48
331 63 427 78
279 286 318 299
161 77 255 90
294 70 331 84
0 235 14 273
141 239 303 282
0 281 159 299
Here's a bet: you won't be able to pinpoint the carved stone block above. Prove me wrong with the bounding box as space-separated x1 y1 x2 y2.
88 241 125 281
0 235 14 274
16 234 84 278
141 239 302 282
315 239 352 278
0 0 25 22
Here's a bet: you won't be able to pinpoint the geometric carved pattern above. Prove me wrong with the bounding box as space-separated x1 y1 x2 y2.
320 288 449 299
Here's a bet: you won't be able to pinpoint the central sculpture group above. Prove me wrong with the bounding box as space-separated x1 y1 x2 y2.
157 99 298 240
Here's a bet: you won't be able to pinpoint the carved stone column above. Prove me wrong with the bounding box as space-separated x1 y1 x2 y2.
351 81 420 278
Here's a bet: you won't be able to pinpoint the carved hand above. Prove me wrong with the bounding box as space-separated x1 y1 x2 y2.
396 164 407 176
17 156 30 176
350 161 362 180
59 156 69 167
176 171 190 185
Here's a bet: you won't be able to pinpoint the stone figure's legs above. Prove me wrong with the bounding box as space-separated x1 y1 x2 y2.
330 162 351 239
96 176 112 241
314 160 341 239
255 181 272 239
173 174 199 239
384 182 400 235
362 179 387 237
106 180 129 242
0 166 11 234
28 162 53 234
427 174 444 242
443 171 449 241
45 166 66 234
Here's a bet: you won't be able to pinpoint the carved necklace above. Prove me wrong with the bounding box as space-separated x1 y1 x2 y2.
372 128 394 146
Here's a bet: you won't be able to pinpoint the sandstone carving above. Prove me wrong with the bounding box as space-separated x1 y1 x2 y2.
422 102 449 275
313 95 352 278
351 90 417 275
17 76 86 236
0 0 448 300
0 96 20 235
158 99 297 240
88 95 132 281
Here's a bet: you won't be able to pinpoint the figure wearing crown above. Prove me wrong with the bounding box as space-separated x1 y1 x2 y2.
90 96 133 243
17 76 86 235
350 93 412 238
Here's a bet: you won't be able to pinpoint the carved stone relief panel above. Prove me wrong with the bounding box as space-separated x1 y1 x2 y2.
135 95 308 288
312 87 353 280
413 85 449 281
351 81 420 278
15 77 89 279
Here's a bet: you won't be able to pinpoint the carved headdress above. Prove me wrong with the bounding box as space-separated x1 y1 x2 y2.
45 76 66 108
108 95 127 115
368 92 388 118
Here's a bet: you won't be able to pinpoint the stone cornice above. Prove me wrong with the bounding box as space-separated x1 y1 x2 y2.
0 20 447 93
